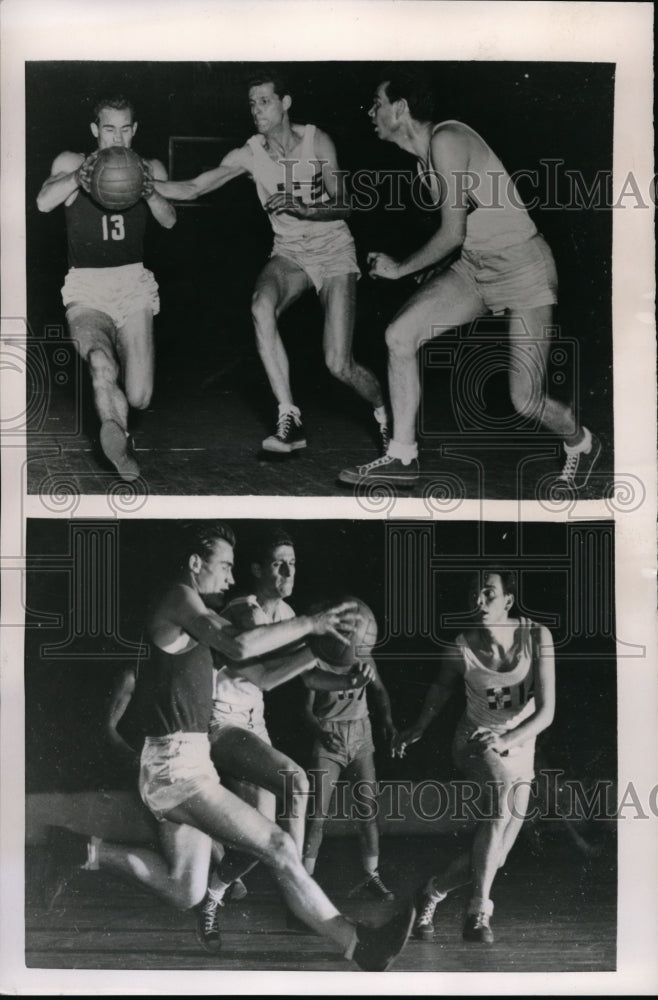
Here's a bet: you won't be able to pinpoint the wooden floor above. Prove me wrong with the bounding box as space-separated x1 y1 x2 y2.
25 832 616 973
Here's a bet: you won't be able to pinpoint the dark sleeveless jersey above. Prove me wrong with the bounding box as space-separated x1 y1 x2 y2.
65 190 148 268
150 640 214 736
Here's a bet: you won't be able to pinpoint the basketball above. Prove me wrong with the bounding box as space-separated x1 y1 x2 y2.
89 147 145 211
308 597 378 673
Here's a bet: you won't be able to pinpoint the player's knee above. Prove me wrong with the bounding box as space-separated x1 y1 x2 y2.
324 351 352 382
174 874 207 911
265 828 297 872
251 289 276 329
87 347 119 386
385 319 417 359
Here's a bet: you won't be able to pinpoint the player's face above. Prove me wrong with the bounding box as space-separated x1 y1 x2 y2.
91 107 137 150
472 573 512 626
196 539 235 600
368 83 398 141
248 83 288 134
255 544 296 600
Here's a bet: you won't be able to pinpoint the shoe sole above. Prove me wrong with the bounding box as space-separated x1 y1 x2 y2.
227 882 248 902
100 420 140 482
413 925 435 941
337 470 419 487
262 438 307 454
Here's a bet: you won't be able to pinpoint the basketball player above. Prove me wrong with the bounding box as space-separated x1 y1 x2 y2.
393 570 555 944
338 73 600 491
302 652 398 903
36 95 176 481
46 522 414 970
154 72 389 455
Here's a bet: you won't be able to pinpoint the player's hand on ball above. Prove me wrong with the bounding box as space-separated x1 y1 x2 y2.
310 601 360 644
140 158 155 199
367 251 400 280
76 151 99 193
264 192 309 218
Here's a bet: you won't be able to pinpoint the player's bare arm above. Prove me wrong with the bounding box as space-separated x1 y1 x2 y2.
303 660 376 692
103 668 140 771
264 129 351 221
471 626 556 755
369 127 470 280
142 158 177 229
154 145 252 202
393 655 463 756
36 151 86 212
366 661 398 746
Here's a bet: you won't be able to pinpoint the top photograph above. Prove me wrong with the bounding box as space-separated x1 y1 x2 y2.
26 59 614 500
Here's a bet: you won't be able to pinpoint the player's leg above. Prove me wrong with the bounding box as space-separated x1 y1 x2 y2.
346 751 394 901
338 267 484 485
302 755 342 875
318 273 388 450
211 728 309 856
115 307 155 412
251 256 312 452
508 306 600 488
67 306 128 429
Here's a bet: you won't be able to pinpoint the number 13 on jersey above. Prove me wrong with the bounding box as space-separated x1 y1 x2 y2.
101 214 125 241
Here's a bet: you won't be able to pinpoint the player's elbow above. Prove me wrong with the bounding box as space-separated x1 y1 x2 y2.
36 191 53 213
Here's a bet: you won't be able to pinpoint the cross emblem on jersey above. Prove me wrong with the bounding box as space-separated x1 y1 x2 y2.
487 687 512 710
276 174 324 202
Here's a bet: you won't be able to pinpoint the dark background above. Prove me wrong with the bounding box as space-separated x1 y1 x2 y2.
26 60 614 453
25 518 617 794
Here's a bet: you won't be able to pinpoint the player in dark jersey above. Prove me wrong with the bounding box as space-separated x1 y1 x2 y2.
36 95 176 481
45 522 414 970
393 570 556 944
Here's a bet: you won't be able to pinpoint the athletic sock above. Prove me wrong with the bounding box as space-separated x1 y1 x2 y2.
82 836 101 871
362 856 379 878
564 426 591 453
467 895 493 916
388 439 418 464
373 406 388 425
207 870 230 904
278 402 301 418
423 876 447 903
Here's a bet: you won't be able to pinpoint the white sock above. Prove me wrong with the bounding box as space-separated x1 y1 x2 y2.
207 870 230 904
362 856 379 878
424 876 447 903
564 426 592 454
373 406 388 425
388 439 418 464
468 896 493 916
82 836 101 871
278 402 301 417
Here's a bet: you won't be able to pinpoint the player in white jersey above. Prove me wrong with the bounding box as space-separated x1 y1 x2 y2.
155 72 388 456
394 570 556 944
338 73 600 491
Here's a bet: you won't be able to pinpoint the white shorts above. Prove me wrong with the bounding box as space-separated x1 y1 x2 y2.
62 263 160 329
449 234 557 314
139 732 221 822
272 225 360 293
209 704 271 745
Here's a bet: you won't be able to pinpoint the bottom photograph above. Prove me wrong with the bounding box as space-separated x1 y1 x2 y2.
24 517 617 973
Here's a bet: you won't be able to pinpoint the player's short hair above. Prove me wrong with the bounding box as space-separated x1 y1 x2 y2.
93 95 136 123
470 569 518 602
382 72 436 123
177 521 236 563
246 71 291 101
248 527 295 568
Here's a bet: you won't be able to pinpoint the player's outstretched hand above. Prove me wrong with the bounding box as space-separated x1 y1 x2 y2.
392 725 425 758
367 251 401 280
264 192 309 218
76 150 99 193
310 601 360 644
140 158 155 199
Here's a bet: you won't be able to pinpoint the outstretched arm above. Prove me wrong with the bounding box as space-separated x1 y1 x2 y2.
366 660 398 751
142 158 177 229
154 146 251 202
303 660 375 692
369 126 470 280
36 151 85 212
392 657 463 757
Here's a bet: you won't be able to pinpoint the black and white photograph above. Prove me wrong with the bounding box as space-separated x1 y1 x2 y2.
24 517 617 972
24 57 616 500
1 1 656 997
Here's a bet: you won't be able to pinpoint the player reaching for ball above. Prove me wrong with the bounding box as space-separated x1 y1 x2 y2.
302 598 398 902
37 95 176 482
154 72 389 457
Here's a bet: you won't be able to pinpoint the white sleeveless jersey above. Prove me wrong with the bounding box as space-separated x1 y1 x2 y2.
212 596 295 718
456 621 537 732
247 124 346 243
420 120 537 254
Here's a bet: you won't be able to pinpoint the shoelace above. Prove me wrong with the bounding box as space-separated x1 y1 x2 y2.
358 453 399 474
277 411 300 438
559 451 579 481
472 912 490 929
418 897 437 924
202 899 219 933
367 874 390 893
379 423 391 455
